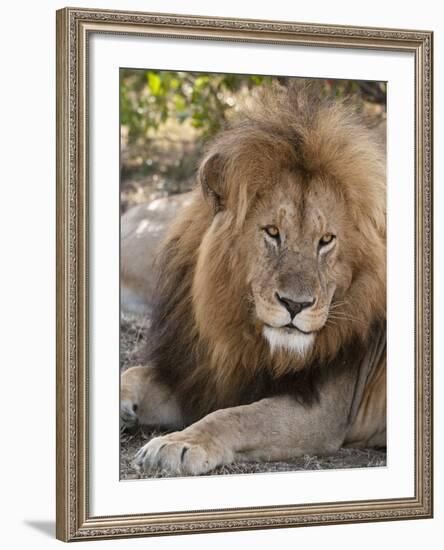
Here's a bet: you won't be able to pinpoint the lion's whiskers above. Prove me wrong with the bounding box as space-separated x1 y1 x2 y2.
329 301 349 311
328 313 365 326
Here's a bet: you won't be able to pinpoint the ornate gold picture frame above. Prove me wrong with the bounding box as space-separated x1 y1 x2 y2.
56 7 433 541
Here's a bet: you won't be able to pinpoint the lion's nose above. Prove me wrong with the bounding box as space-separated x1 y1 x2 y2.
275 293 315 319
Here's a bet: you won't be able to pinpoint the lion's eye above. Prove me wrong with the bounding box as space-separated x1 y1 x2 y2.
319 233 335 246
263 225 280 240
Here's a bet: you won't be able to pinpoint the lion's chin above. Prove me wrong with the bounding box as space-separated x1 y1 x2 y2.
263 326 315 357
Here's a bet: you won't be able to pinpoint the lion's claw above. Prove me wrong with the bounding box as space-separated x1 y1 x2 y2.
133 432 225 475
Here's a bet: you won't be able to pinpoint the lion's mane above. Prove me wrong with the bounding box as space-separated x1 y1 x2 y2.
144 82 386 423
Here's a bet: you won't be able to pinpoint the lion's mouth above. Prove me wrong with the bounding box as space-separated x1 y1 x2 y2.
262 324 316 356
265 323 316 336
284 323 315 335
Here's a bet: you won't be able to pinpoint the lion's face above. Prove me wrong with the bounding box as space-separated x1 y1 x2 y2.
190 85 385 371
246 171 353 356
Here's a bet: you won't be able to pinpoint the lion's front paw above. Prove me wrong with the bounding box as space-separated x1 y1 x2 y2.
133 431 230 476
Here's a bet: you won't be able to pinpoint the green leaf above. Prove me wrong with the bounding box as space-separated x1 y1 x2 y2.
147 72 161 96
173 94 186 110
250 75 264 85
194 76 210 90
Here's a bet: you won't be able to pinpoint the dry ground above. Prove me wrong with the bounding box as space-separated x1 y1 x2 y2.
120 313 386 480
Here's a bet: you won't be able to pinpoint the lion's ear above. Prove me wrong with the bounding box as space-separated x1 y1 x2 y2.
198 153 225 214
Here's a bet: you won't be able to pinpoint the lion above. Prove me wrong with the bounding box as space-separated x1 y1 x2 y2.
121 81 386 476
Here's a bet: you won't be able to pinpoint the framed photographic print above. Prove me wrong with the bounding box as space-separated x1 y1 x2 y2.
56 7 433 541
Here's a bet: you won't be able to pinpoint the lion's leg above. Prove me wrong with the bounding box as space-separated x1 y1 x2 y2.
134 392 351 475
120 366 184 431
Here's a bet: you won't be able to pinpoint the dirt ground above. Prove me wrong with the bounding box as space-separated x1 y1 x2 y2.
120 313 386 480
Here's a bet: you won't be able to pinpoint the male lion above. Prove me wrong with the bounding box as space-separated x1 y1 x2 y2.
121 82 386 476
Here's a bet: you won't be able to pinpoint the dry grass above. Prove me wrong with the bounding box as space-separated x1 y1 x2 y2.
120 426 386 480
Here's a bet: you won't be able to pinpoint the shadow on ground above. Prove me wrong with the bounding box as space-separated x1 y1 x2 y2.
23 520 55 538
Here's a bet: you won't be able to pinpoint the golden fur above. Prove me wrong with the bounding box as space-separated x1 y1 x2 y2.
141 81 386 422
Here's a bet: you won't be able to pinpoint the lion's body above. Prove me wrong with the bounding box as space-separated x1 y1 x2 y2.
121 82 387 475
121 194 192 314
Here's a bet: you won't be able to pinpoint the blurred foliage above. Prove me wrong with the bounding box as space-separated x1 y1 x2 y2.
120 70 386 144
322 79 386 105
120 70 386 211
120 69 273 143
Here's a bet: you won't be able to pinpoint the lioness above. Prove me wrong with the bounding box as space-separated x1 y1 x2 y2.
121 82 386 475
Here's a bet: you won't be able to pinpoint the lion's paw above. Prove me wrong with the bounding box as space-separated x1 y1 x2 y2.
133 431 228 475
